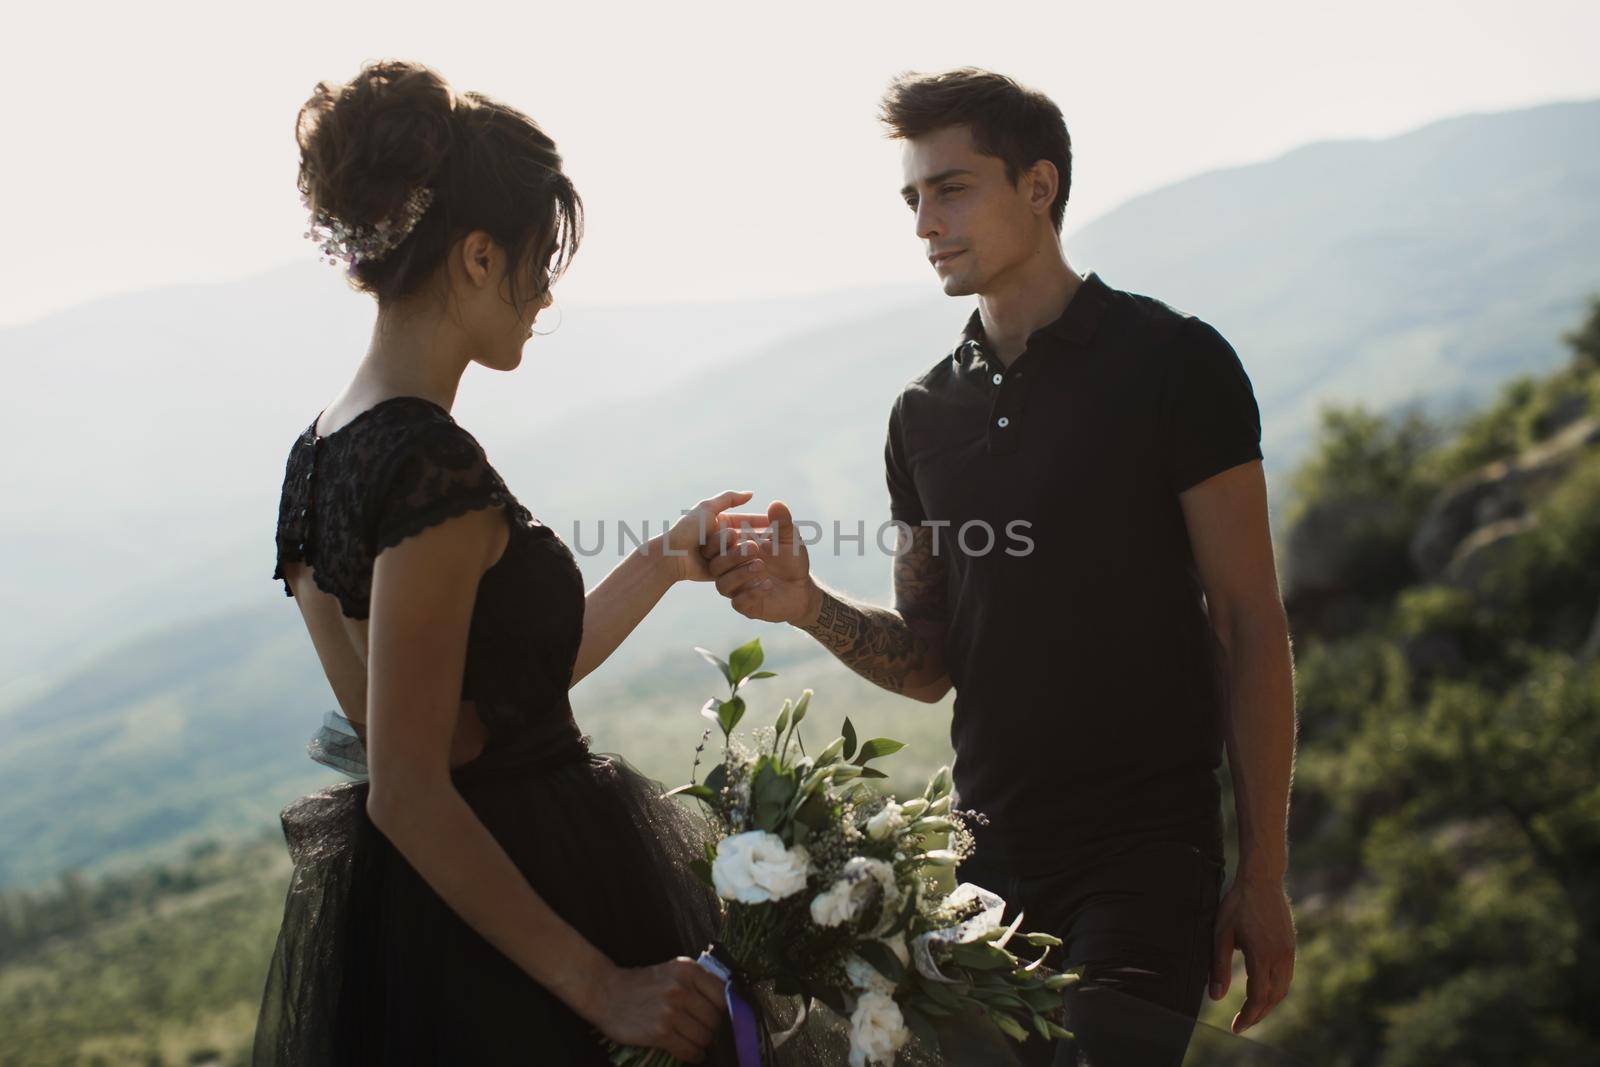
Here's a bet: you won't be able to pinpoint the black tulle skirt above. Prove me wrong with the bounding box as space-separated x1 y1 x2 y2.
251 729 793 1066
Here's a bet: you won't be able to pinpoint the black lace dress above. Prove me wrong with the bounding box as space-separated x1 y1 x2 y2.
255 395 758 1065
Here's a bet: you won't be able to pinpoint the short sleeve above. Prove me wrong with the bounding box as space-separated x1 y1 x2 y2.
367 423 517 554
1163 318 1264 494
885 394 926 526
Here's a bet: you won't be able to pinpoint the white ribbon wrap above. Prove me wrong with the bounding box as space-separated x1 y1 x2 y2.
910 882 1008 983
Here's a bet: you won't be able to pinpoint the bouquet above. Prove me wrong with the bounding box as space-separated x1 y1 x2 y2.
611 638 1079 1067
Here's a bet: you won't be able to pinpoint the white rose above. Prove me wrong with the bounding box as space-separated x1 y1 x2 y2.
809 857 899 928
843 954 895 995
848 990 910 1067
865 800 905 840
711 830 810 903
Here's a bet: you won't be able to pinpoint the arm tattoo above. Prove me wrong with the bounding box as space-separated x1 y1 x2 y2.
801 525 948 694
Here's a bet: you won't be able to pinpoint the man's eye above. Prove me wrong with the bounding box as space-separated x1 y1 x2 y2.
905 199 919 211
941 185 965 196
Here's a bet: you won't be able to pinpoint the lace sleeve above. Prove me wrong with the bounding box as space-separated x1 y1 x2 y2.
366 422 519 555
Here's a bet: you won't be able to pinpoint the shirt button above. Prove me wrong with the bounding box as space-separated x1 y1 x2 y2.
991 373 1003 386
997 416 1011 428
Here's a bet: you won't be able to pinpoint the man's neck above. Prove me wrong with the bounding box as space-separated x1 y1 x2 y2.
976 253 1083 368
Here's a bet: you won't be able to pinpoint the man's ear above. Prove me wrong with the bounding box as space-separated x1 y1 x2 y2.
1026 160 1059 219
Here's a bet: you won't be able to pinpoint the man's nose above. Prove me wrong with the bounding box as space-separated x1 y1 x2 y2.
915 200 942 242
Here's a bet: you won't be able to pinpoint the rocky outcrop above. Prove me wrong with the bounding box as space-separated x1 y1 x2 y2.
1409 415 1600 582
1441 515 1539 601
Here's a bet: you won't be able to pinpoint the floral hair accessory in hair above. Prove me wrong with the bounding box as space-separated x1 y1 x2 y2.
301 184 435 267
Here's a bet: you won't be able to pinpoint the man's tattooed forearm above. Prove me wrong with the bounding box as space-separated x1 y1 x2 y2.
803 591 927 693
800 525 949 694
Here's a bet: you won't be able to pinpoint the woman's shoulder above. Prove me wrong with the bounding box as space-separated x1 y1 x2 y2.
352 402 527 552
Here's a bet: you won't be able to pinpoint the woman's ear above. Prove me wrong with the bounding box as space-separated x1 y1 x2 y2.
456 229 498 287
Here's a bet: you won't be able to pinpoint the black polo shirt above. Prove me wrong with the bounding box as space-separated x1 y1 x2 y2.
884 270 1263 869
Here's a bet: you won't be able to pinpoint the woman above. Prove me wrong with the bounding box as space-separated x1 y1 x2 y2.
254 59 775 1065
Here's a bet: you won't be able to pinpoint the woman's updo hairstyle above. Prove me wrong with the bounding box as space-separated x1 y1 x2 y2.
295 59 582 319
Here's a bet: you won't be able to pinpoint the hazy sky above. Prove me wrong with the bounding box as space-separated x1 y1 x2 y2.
4 0 1597 326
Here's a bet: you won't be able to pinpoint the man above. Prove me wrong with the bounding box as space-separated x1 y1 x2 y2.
703 68 1297 1064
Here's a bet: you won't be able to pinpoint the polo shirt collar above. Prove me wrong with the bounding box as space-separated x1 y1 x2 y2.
956 270 1111 362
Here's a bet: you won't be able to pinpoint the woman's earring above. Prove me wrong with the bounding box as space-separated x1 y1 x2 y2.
532 298 564 336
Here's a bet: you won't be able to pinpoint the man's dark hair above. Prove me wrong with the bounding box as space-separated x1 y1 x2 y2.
879 67 1072 233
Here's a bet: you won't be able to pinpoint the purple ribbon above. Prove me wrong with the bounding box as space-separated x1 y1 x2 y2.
695 945 763 1067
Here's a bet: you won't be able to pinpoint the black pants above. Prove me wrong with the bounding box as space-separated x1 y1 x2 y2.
957 836 1225 1067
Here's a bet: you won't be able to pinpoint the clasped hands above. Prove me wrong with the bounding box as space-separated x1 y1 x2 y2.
656 492 818 626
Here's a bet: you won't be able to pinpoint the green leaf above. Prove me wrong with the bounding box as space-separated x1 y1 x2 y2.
842 717 858 761
688 858 713 888
701 698 723 725
749 670 778 679
718 695 746 737
950 941 1016 970
1022 986 1062 1013
1018 931 1063 948
901 1003 940 1046
703 763 728 796
1030 1012 1054 1041
921 978 967 1011
973 988 1028 1012
793 792 832 830
694 646 732 685
883 888 920 937
751 760 798 832
992 1012 1029 1043
854 737 906 764
728 638 764 684
857 766 889 779
664 783 715 803
855 940 906 984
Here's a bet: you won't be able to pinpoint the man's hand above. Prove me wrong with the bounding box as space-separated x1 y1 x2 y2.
1210 873 1296 1034
698 500 818 625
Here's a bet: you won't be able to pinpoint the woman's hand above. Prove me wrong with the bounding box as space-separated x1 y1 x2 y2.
584 957 728 1062
657 490 757 583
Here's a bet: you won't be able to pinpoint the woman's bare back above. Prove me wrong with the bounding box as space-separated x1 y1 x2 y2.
279 557 493 766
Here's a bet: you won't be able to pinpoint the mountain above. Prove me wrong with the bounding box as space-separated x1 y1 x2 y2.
0 97 1596 889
